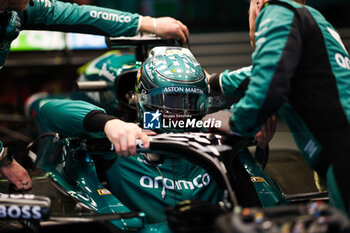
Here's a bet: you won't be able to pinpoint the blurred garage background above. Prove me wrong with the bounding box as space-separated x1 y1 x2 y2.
0 0 349 195
1 0 349 112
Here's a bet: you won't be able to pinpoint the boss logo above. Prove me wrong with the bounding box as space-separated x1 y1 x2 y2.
0 193 35 199
0 205 42 219
0 193 50 220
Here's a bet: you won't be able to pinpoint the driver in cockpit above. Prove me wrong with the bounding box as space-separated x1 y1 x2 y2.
38 47 275 223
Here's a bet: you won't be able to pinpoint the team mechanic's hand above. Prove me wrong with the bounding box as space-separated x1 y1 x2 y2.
0 160 32 190
202 110 233 135
203 110 276 148
104 119 152 157
140 16 189 44
255 115 276 149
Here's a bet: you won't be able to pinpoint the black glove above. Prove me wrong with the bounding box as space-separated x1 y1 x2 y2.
0 11 20 41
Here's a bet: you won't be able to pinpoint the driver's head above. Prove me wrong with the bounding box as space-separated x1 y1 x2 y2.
0 0 30 11
136 47 208 132
249 0 306 47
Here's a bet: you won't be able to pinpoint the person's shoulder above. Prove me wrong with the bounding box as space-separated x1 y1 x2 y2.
258 0 297 23
273 0 303 8
261 0 303 14
303 5 324 18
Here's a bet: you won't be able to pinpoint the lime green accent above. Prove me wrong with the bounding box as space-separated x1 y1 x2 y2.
326 166 348 215
279 0 304 8
77 62 93 76
10 31 65 51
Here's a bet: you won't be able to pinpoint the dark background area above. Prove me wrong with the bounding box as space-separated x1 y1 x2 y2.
72 0 350 32
1 0 349 111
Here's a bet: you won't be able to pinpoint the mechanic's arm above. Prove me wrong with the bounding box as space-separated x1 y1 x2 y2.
208 66 252 98
40 99 149 156
0 144 32 190
22 0 188 42
228 5 302 136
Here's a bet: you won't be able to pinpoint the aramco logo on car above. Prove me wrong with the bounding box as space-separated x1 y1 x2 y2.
143 110 221 129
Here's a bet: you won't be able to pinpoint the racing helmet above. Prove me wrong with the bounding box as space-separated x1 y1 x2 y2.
136 47 208 132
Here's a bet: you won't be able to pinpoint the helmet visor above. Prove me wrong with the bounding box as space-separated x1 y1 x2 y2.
137 86 208 116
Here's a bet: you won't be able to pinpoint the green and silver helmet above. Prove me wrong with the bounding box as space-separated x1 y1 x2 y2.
136 46 208 131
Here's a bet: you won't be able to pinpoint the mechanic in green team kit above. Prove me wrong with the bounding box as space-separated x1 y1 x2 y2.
206 0 350 215
0 0 188 190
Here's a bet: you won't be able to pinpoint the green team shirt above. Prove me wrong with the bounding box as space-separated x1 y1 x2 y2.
0 0 141 67
213 0 350 174
210 0 350 213
217 66 252 99
39 99 223 223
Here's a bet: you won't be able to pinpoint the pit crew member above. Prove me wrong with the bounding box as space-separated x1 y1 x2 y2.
0 0 188 190
206 0 350 215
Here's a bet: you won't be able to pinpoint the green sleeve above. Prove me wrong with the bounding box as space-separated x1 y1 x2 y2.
220 66 252 97
39 99 106 137
229 3 302 136
23 0 140 37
